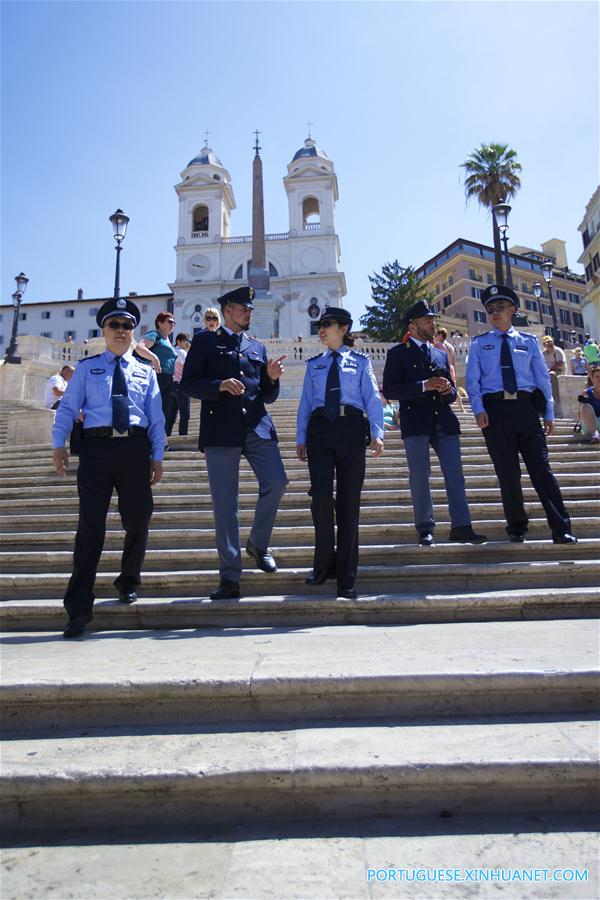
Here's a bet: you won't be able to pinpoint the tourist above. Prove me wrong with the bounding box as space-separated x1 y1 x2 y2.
541 336 566 375
44 365 74 410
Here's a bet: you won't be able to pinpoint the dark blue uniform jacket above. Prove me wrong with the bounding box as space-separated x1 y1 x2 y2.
180 328 279 450
382 339 459 438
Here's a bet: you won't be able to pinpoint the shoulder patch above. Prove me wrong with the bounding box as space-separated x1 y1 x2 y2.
307 353 325 363
349 349 368 358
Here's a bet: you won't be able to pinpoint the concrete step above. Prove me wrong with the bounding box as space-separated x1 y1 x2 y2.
2 620 598 733
1 558 599 601
2 717 598 837
1 537 598 574
2 586 599 632
2 818 599 898
3 517 598 549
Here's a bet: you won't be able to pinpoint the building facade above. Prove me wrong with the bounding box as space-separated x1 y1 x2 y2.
577 186 600 339
170 137 346 338
417 238 587 343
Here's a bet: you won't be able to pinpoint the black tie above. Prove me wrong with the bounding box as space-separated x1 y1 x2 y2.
324 351 341 422
500 333 517 395
112 357 130 433
421 342 431 365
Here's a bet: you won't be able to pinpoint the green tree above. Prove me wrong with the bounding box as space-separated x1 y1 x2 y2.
460 143 522 284
360 261 433 342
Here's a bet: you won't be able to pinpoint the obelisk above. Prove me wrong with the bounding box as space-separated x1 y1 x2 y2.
248 130 270 293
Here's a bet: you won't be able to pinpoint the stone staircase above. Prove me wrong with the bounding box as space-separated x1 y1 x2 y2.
1 399 599 897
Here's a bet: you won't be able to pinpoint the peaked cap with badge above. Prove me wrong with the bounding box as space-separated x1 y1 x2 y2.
401 300 436 328
218 286 255 309
317 306 353 329
480 285 520 309
96 296 141 328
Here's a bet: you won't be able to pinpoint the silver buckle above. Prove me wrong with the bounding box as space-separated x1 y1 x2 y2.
112 429 129 438
503 391 518 400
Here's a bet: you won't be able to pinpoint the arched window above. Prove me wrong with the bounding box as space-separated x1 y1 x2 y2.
235 259 279 279
234 264 243 280
302 197 320 230
192 204 209 236
269 262 279 277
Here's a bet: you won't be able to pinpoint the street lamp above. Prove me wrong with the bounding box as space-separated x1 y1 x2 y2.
4 272 29 364
541 259 561 347
109 208 129 300
492 201 514 289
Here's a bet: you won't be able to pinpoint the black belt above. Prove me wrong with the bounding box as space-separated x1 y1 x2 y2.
483 391 533 402
312 405 365 419
83 426 148 439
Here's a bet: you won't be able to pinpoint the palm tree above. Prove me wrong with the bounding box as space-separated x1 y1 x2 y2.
461 143 522 285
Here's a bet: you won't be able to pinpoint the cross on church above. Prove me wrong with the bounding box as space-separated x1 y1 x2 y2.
305 120 313 139
203 129 210 147
253 129 261 154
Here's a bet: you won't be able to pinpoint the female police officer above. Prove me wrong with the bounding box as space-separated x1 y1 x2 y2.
296 307 384 599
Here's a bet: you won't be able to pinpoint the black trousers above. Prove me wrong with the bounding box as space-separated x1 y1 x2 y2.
63 435 154 617
165 383 191 436
306 415 368 590
482 397 571 538
157 372 173 421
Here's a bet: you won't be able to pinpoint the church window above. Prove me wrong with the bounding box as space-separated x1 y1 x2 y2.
234 264 243 280
213 174 221 181
269 262 278 277
192 204 209 235
302 197 320 229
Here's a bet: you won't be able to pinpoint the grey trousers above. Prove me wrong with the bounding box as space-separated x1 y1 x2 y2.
204 428 288 582
403 430 471 534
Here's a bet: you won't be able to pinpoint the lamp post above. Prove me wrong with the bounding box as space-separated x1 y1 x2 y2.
4 272 30 364
109 208 129 300
492 201 514 289
540 259 561 347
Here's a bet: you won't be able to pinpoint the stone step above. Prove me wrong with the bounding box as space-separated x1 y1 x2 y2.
2 819 599 897
0 485 596 515
3 516 598 549
2 586 599 632
0 502 596 532
1 558 598 600
1 537 598 574
2 620 598 733
2 717 597 836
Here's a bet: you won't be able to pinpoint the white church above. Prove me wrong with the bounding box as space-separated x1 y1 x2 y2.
1 136 347 345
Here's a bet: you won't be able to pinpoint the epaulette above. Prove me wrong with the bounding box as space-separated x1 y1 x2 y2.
80 353 103 362
471 332 491 341
349 349 369 358
307 352 326 362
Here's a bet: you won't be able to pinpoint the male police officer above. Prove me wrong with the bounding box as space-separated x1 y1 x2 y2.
465 284 576 544
383 299 486 546
181 286 288 599
52 297 165 638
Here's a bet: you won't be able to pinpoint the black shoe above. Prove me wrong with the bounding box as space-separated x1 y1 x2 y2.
418 531 435 546
210 580 241 600
508 533 525 543
246 541 277 573
305 568 336 586
553 533 578 544
118 591 138 604
448 526 487 544
63 612 93 639
337 586 358 600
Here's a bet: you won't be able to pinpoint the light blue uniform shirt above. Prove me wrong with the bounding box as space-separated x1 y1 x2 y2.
52 350 166 459
297 347 384 444
465 327 554 420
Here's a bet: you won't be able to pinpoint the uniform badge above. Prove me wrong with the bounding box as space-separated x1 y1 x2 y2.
249 287 254 299
490 286 498 295
116 298 126 308
482 345 494 350
90 368 106 374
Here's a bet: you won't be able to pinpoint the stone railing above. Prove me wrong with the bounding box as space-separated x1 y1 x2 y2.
222 232 290 245
191 230 209 239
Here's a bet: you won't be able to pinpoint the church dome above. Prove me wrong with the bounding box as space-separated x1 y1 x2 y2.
187 146 223 167
291 138 329 163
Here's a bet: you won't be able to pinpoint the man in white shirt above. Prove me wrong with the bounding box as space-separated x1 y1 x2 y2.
44 365 74 410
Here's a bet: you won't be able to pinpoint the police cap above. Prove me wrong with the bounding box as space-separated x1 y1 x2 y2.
218 286 255 309
96 297 141 328
481 285 520 309
317 306 353 329
402 299 435 328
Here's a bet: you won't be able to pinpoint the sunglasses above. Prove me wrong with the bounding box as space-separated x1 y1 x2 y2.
166 320 175 326
319 320 338 329
486 302 513 313
106 320 135 331
205 316 218 322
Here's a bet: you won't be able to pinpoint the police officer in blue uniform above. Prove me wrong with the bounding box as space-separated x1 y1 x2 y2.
52 297 166 638
465 285 576 544
296 307 384 599
382 299 486 546
181 286 288 600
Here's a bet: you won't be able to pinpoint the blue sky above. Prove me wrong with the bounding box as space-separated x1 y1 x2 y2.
1 0 598 325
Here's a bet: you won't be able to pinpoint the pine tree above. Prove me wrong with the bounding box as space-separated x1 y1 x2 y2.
360 261 433 341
